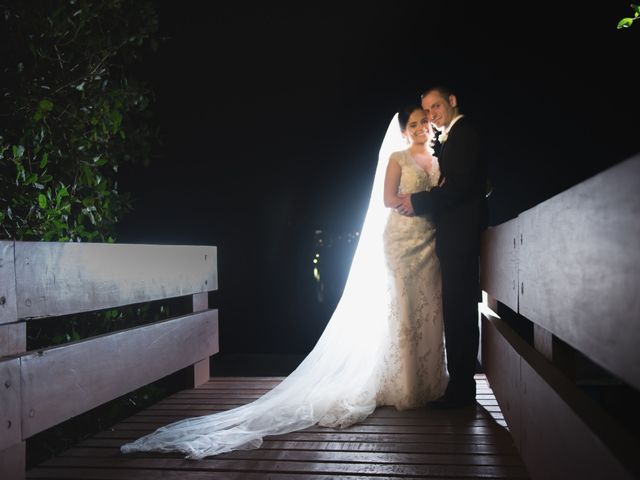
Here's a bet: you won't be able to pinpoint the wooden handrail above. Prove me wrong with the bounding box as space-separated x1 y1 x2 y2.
517 156 640 390
480 154 640 479
4 241 217 320
480 217 518 312
0 241 219 479
481 155 640 390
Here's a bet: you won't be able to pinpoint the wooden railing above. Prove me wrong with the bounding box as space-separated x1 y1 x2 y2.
479 155 640 479
0 242 219 479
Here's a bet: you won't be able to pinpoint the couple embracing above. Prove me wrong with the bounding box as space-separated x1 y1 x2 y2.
389 86 486 410
121 85 487 459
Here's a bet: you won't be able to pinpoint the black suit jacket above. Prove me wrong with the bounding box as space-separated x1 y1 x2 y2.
410 117 486 264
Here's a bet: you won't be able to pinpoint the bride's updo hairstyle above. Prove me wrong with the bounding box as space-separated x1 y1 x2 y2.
397 105 423 132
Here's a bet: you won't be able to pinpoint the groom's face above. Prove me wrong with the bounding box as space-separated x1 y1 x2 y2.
421 91 457 130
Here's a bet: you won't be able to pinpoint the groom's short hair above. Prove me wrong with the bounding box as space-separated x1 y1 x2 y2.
420 85 455 101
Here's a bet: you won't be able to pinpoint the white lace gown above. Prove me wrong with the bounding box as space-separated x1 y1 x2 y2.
120 129 447 460
377 149 448 409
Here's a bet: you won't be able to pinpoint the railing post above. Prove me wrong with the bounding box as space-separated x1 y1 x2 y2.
483 291 498 312
0 442 25 480
1 241 25 479
478 291 497 368
0 357 24 480
0 323 26 358
185 292 211 388
533 323 575 380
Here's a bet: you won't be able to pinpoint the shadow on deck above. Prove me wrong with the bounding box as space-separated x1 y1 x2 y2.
27 374 529 479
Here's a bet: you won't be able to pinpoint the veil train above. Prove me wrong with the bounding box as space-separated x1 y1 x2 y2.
120 114 406 459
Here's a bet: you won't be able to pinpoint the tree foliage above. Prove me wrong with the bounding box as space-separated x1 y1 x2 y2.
0 0 160 241
617 3 640 29
0 3 172 464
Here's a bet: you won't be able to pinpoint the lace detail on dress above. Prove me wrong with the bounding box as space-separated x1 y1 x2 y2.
377 149 448 409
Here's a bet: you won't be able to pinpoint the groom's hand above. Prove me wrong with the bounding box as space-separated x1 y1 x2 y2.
396 195 415 216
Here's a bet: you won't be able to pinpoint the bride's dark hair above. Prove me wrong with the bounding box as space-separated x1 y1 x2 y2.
397 105 423 131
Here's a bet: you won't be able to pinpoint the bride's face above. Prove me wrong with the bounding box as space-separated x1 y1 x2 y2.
404 110 430 145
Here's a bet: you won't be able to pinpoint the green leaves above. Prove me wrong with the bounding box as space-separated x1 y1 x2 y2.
617 4 640 29
39 152 49 168
33 99 54 121
38 99 54 111
0 1 160 242
93 155 108 167
12 145 25 159
618 18 634 29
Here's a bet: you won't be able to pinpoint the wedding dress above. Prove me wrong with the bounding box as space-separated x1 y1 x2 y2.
120 114 447 459
378 148 448 409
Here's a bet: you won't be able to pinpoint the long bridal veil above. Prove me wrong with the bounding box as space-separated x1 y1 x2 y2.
120 114 407 459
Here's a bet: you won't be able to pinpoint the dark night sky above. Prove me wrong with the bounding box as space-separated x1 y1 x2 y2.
116 2 640 355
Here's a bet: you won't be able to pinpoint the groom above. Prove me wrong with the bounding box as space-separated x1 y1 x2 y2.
397 85 487 408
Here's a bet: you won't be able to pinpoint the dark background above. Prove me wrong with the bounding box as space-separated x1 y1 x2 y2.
116 2 640 356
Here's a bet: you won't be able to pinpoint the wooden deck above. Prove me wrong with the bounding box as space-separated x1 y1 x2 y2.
26 374 529 479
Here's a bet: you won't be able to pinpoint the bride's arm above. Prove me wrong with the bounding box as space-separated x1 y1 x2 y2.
383 155 402 208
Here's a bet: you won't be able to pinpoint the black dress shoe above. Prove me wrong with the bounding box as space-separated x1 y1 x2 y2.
427 393 476 410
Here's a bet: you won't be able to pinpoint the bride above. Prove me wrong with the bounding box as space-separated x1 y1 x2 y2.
120 106 448 459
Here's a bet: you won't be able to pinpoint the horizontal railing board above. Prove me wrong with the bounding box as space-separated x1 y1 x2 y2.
520 359 636 480
0 357 21 451
480 313 522 449
0 241 17 325
480 218 519 312
21 309 219 438
518 156 640 391
482 314 638 480
14 242 217 319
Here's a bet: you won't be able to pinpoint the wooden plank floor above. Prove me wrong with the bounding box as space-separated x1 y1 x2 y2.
27 374 529 479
